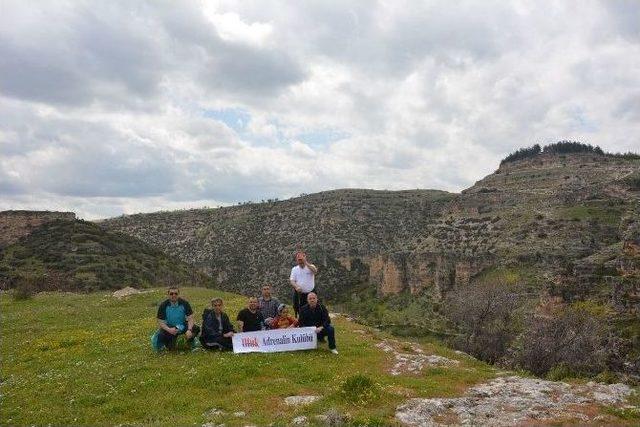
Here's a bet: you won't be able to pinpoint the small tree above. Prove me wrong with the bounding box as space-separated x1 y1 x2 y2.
509 302 612 376
446 280 526 363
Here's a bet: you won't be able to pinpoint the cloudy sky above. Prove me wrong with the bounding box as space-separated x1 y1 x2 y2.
1 1 639 219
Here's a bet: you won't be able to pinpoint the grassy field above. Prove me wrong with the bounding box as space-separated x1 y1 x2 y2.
0 287 496 426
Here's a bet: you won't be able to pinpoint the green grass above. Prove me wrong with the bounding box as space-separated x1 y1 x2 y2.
559 205 622 225
0 287 496 426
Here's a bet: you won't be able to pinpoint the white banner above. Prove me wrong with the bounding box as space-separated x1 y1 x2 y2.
232 327 317 353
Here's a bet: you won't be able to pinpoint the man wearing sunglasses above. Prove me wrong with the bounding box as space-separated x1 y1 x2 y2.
156 286 200 350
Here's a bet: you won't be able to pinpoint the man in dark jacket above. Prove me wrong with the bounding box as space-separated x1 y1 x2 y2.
298 292 338 354
200 298 235 350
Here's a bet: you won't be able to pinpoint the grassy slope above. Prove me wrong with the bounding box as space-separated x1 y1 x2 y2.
0 220 212 291
0 287 496 426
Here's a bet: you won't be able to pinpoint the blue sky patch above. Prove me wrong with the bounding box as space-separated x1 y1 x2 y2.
203 108 251 133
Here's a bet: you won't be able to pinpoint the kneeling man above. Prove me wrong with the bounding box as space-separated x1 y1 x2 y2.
200 298 235 350
156 287 200 350
298 292 338 354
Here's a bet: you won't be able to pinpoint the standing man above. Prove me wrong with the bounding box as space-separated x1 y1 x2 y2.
155 286 200 350
200 298 235 350
298 292 337 354
236 296 265 332
258 284 280 328
290 251 318 317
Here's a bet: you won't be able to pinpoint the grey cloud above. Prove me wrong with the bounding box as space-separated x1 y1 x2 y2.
601 0 640 42
0 1 305 107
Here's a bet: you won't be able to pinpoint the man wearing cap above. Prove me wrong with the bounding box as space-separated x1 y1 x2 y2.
290 251 318 317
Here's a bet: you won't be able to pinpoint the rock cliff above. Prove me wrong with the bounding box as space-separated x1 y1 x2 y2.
100 152 640 317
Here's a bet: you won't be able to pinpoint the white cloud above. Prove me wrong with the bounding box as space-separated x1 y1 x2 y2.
1 0 639 219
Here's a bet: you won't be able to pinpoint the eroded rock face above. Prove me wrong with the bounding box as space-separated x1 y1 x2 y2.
395 376 637 426
99 154 640 309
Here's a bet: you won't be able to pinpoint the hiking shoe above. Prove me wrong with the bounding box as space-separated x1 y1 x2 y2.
330 349 339 355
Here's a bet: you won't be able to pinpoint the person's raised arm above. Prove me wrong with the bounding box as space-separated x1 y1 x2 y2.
305 259 318 274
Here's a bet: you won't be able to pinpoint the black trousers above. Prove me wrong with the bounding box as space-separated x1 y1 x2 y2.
292 289 315 317
200 335 233 351
158 324 200 350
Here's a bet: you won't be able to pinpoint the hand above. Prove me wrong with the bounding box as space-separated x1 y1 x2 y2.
185 330 193 339
295 285 302 292
224 332 234 338
168 327 179 335
315 327 323 333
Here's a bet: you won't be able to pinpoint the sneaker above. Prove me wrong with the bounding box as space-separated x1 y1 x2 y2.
330 349 339 355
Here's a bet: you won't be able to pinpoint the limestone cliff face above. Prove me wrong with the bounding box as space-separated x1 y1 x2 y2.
100 153 640 308
0 211 76 248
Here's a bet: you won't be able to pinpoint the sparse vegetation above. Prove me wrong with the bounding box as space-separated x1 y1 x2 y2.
0 219 213 292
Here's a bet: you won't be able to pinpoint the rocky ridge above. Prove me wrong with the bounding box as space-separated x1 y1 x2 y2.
100 152 640 317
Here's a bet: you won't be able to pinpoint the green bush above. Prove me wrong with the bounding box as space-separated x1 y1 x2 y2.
339 374 379 404
546 363 576 381
12 275 40 300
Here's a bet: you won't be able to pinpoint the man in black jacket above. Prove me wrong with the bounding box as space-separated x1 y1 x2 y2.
298 292 338 354
200 298 235 350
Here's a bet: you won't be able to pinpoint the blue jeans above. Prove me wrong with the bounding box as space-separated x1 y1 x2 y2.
317 325 336 350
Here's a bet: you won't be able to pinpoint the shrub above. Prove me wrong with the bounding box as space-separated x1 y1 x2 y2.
446 280 526 363
510 302 611 376
339 375 380 404
12 275 41 300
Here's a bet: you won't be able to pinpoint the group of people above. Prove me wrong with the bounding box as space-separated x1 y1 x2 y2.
155 252 338 354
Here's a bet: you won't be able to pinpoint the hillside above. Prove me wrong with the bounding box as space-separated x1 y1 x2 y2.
1 288 637 426
100 152 639 311
99 149 640 379
0 217 213 292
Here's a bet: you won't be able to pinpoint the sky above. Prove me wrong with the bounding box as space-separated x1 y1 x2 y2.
1 0 639 219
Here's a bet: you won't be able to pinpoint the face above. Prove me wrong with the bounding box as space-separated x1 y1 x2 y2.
307 293 318 307
212 301 223 314
261 286 271 298
248 298 258 311
297 257 305 267
281 308 289 317
168 288 179 303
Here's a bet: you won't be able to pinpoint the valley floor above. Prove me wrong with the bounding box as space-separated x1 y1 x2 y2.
0 287 637 426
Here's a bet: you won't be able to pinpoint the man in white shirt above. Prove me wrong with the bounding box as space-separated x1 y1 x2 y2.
290 251 318 316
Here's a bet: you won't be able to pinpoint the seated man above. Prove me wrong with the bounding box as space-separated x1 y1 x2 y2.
156 286 200 350
270 304 298 329
200 298 235 350
236 296 265 332
258 284 280 328
298 292 338 354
